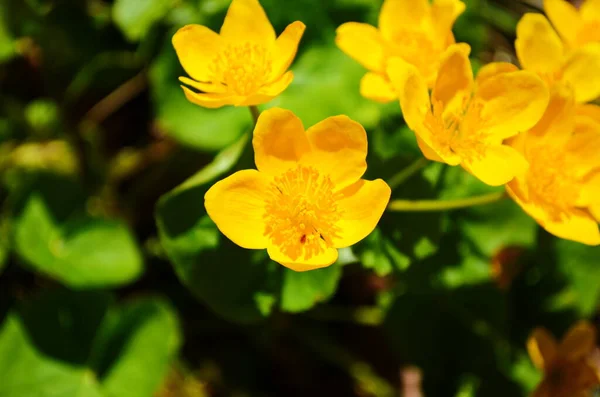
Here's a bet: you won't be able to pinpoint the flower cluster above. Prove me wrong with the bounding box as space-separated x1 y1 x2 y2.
172 0 600 274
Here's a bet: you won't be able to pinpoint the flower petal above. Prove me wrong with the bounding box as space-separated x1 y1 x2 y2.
359 72 397 103
386 57 430 132
220 0 275 46
526 327 558 370
528 83 575 145
181 86 236 109
515 13 564 74
431 0 467 38
558 321 597 361
333 179 391 248
270 21 305 80
267 244 338 271
544 0 581 46
416 136 446 162
335 22 386 72
432 43 473 117
562 42 600 102
204 169 271 249
463 145 528 186
476 70 549 140
253 107 310 176
577 103 600 124
507 182 600 245
172 25 222 82
240 71 294 106
302 115 368 188
475 62 519 87
581 0 600 21
179 76 227 94
379 0 430 40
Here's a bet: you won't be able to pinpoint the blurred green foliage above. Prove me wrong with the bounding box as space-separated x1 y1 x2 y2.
0 0 599 396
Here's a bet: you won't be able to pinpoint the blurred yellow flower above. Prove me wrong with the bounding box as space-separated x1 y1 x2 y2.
507 85 600 246
527 321 600 397
172 0 305 109
204 108 391 271
545 0 600 48
335 0 465 103
515 13 600 103
387 44 548 186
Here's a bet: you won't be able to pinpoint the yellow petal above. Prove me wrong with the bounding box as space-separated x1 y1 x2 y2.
476 70 549 140
172 25 222 82
181 86 235 109
544 0 581 46
432 43 473 117
416 136 446 163
270 21 305 80
241 71 294 106
253 107 310 176
431 0 466 37
359 72 397 103
303 115 368 188
333 179 391 248
577 103 600 124
204 169 271 249
508 183 600 245
515 13 564 74
528 84 575 145
526 327 558 370
562 43 600 102
220 0 275 46
379 0 430 40
581 0 600 21
386 57 430 132
267 244 338 271
335 22 386 72
463 145 529 186
558 321 597 361
579 173 600 211
475 62 519 87
179 76 227 94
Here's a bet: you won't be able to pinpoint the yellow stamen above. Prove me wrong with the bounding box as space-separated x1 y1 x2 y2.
264 166 343 261
210 42 273 96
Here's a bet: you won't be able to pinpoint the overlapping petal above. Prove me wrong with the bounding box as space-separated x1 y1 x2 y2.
270 22 306 79
558 321 597 361
378 0 430 39
360 72 396 103
431 0 467 38
544 0 580 46
220 0 275 45
562 43 600 102
204 169 271 249
333 179 391 248
431 43 472 117
464 145 528 186
335 23 386 72
515 13 564 75
527 327 558 370
172 25 222 82
581 0 600 21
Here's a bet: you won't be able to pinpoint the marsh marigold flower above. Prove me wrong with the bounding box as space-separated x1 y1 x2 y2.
172 0 305 108
506 85 600 245
204 108 391 271
545 0 600 49
515 13 600 103
387 44 549 186
335 0 465 103
527 321 600 397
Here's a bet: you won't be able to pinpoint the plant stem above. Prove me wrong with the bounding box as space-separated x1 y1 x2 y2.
249 105 260 125
386 157 429 190
387 191 506 212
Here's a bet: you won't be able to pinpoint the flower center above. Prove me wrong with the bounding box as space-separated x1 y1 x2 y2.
209 42 273 96
387 30 443 82
424 98 488 162
527 147 581 220
263 165 343 261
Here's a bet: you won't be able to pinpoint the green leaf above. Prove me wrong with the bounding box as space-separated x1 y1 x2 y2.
10 173 143 288
0 289 181 397
280 265 342 313
156 135 279 322
268 45 383 130
112 0 173 42
0 7 14 62
149 36 249 151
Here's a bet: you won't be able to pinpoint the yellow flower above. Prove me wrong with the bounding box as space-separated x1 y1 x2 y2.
172 0 305 109
204 108 391 271
545 0 600 48
527 321 600 397
506 85 600 245
515 13 600 103
335 0 465 103
387 44 548 186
